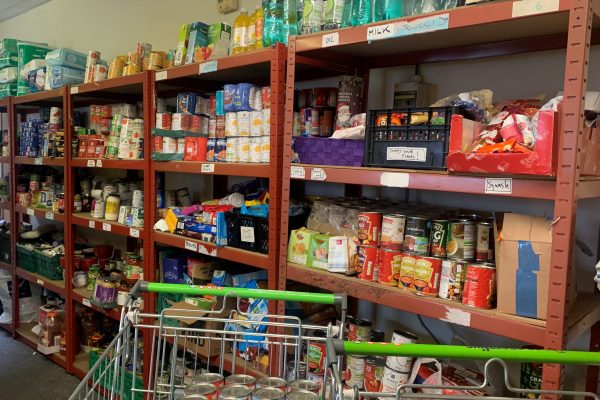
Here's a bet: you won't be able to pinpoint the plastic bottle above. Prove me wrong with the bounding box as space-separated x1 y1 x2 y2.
341 0 353 27
302 0 323 34
374 0 402 22
324 0 344 30
284 0 299 43
351 0 372 26
263 0 285 47
233 8 251 54
254 6 264 49
247 8 257 51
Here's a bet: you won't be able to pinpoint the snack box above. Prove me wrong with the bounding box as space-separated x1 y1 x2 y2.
287 228 320 266
185 21 209 65
45 48 87 70
306 233 332 270
174 23 190 67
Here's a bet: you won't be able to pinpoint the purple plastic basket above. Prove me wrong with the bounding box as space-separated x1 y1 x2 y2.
293 137 364 167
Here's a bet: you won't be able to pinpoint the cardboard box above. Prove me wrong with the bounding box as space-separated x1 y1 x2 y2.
496 213 576 320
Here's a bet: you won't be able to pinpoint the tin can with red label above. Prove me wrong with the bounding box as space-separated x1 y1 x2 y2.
378 248 402 286
413 256 442 297
462 262 496 309
476 221 494 262
363 355 385 393
386 330 418 372
358 245 379 281
358 212 382 245
153 135 163 153
381 214 406 250
397 252 417 290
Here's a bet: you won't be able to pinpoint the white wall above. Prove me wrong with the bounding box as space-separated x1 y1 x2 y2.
0 0 262 61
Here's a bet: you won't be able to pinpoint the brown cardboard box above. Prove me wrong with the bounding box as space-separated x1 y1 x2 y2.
496 213 576 320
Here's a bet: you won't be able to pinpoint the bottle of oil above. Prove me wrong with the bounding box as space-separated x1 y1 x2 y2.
254 5 264 49
247 8 257 51
233 8 251 54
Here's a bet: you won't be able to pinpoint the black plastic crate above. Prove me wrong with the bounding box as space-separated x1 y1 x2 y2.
224 210 268 254
364 106 461 170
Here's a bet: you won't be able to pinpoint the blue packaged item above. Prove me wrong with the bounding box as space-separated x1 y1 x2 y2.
232 270 268 288
46 65 84 89
215 211 228 246
45 48 87 70
211 270 232 287
184 220 217 234
177 92 197 114
162 256 186 283
240 204 269 218
223 84 237 112
215 90 225 116
235 83 255 111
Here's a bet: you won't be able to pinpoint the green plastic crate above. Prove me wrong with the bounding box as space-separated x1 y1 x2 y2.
16 243 36 273
89 350 144 400
34 249 63 280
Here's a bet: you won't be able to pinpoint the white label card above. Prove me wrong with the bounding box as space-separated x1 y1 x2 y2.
380 172 410 188
240 226 255 243
484 178 513 195
155 70 168 81
322 32 340 47
96 160 103 168
395 13 450 37
82 298 92 307
185 240 198 252
26 208 34 216
199 60 218 74
70 86 79 94
129 228 140 238
387 147 427 162
36 278 44 286
367 23 395 41
512 0 559 17
102 222 111 232
201 163 215 173
310 168 327 181
290 166 306 179
88 220 95 228
87 160 95 167
45 212 54 220
34 158 43 165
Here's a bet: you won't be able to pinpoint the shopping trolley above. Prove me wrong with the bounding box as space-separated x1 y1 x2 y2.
326 338 600 400
69 281 347 400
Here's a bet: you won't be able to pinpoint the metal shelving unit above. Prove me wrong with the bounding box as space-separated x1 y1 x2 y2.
277 0 600 394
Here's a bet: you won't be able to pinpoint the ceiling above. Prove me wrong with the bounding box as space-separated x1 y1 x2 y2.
0 0 50 22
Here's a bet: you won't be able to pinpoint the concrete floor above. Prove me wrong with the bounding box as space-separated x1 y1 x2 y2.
0 328 80 399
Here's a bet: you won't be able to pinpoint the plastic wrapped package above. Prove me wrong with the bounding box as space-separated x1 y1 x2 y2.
0 67 17 83
45 48 87 70
431 89 496 123
44 65 84 90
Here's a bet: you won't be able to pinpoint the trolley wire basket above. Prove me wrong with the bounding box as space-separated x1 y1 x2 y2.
69 281 347 400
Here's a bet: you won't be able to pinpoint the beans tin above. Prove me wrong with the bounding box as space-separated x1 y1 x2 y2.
288 380 320 394
381 214 406 250
476 221 494 262
357 245 379 282
307 331 327 375
363 354 385 393
357 212 382 245
378 248 402 286
413 256 442 297
286 390 318 400
344 355 365 389
462 262 496 309
348 318 372 342
218 385 253 400
447 219 476 261
380 366 410 394
397 252 417 290
386 330 418 372
430 220 449 257
225 374 256 389
252 387 286 400
402 216 431 255
257 377 287 391
438 259 467 301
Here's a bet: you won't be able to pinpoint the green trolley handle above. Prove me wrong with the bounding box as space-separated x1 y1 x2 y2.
131 281 346 307
331 339 600 365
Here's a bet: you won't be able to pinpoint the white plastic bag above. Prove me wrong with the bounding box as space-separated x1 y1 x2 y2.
406 358 443 396
0 274 41 324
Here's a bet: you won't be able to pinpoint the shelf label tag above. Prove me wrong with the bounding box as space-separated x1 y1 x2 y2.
201 163 215 173
155 70 168 81
380 172 410 188
197 244 217 257
387 147 427 162
512 0 559 17
82 298 92 308
26 208 34 216
34 157 43 165
36 278 44 286
240 226 255 243
199 60 218 74
441 307 471 327
45 212 54 220
129 228 140 238
367 23 395 41
290 166 306 179
102 222 111 232
310 168 327 181
88 220 96 229
185 240 198 252
87 160 95 167
395 13 449 37
322 32 340 47
96 160 103 168
70 86 79 94
485 178 512 195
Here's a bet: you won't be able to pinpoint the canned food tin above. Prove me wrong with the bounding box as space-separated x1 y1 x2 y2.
307 334 327 375
430 220 449 257
252 387 286 400
462 262 496 309
218 384 253 400
357 212 382 245
286 390 318 400
344 355 365 389
381 214 405 250
476 221 494 262
184 395 209 400
378 248 402 286
286 362 307 382
306 372 324 390
363 355 385 392
398 252 417 290
288 380 320 394
92 200 105 219
439 259 467 301
380 366 410 393
447 219 476 261
184 383 217 399
413 256 442 297
347 318 372 342
257 377 287 391
225 375 256 389
194 373 225 390
386 330 418 372
357 245 378 281
403 216 431 255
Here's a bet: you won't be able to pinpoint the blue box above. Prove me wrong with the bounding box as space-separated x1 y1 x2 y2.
177 92 197 114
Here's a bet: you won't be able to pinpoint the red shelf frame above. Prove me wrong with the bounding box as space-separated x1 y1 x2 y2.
15 204 66 222
13 156 65 166
72 288 122 321
154 161 271 177
71 158 145 169
71 213 143 238
16 267 67 297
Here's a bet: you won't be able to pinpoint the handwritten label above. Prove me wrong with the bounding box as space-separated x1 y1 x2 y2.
88 220 95 229
82 298 92 307
387 147 427 162
395 13 449 37
155 70 168 81
102 222 111 232
322 32 340 47
199 60 218 74
36 278 44 286
34 157 43 165
290 166 306 179
70 86 79 94
367 23 395 41
96 160 103 168
45 212 54 220
310 168 327 181
26 208 34 216
240 226 255 243
484 178 513 194
185 240 198 252
129 228 140 238
441 307 471 327
380 172 410 188
86 160 95 167
512 0 559 17
201 163 215 173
